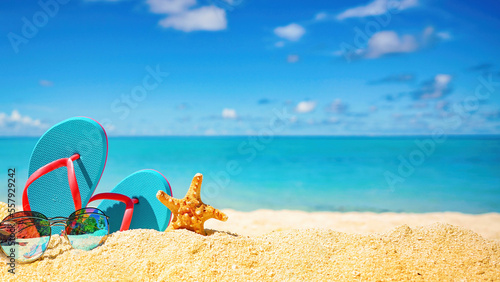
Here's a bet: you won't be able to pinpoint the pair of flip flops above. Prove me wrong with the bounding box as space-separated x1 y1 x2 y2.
22 117 172 233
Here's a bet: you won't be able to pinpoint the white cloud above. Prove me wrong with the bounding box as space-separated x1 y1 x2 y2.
397 0 418 10
338 0 387 19
10 110 21 122
159 6 227 32
0 112 6 125
335 26 447 60
435 74 452 85
39 80 53 87
92 0 231 33
326 99 349 114
333 48 364 58
365 31 418 58
315 12 327 21
332 50 344 56
437 31 452 40
411 74 453 100
422 26 434 38
274 23 305 41
337 0 418 20
275 41 285 48
421 26 452 47
422 74 452 99
287 54 299 63
295 101 316 113
0 110 46 135
146 0 227 32
147 0 196 14
222 108 237 119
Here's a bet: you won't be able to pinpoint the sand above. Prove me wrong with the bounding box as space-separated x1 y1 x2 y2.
207 209 500 240
2 210 500 281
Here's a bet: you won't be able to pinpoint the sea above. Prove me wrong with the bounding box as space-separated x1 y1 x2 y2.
1 136 499 214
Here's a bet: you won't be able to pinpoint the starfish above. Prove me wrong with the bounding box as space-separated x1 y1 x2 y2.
156 173 228 235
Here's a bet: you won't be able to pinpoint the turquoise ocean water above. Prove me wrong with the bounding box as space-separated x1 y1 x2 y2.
1 137 499 214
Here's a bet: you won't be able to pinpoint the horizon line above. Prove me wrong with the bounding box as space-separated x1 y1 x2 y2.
1 134 500 138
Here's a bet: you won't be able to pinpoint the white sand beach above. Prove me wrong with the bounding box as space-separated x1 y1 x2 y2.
2 209 500 281
207 209 500 240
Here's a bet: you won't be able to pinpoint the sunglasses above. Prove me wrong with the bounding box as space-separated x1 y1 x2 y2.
0 207 109 263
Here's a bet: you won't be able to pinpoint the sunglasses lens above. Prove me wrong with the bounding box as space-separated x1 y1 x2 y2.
66 208 108 251
1 211 51 263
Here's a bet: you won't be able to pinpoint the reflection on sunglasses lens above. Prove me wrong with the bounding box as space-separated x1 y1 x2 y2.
66 209 108 251
0 212 51 263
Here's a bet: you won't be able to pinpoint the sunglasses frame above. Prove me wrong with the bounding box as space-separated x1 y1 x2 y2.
0 207 110 263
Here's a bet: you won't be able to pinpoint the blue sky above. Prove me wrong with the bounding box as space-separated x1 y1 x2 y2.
1 0 500 136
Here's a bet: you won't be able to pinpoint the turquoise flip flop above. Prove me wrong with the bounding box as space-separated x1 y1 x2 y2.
91 170 172 233
22 117 108 218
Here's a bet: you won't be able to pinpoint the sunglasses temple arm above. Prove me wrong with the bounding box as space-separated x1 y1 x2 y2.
88 193 136 231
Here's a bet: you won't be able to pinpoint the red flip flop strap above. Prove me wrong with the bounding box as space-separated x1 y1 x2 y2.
88 192 136 231
66 154 82 211
23 154 81 211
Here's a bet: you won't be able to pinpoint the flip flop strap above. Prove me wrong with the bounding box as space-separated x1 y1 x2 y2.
88 193 138 231
23 154 82 212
